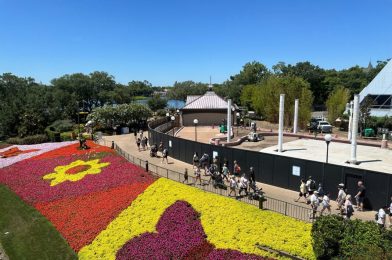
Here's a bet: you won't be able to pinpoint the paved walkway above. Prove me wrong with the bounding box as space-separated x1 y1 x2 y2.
101 133 377 222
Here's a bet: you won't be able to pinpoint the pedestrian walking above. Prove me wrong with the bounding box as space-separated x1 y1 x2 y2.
239 174 249 196
139 130 143 140
306 176 316 195
182 168 189 184
320 192 331 215
143 136 149 150
136 138 141 151
344 195 354 220
376 206 388 229
228 176 237 197
161 148 169 164
133 128 138 140
141 138 146 151
249 167 256 185
309 191 320 219
158 141 164 156
355 181 366 211
221 163 230 181
194 165 202 185
336 183 346 213
295 179 308 202
192 152 199 169
233 160 241 178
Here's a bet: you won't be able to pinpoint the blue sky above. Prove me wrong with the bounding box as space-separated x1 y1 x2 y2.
0 0 391 85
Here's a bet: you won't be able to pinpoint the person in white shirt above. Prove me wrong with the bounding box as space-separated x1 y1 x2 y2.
320 192 331 215
336 184 346 213
309 191 319 219
239 174 249 196
344 195 354 219
377 206 388 229
228 177 237 197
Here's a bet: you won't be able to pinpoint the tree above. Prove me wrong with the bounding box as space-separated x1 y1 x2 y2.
326 86 350 123
147 94 167 111
359 96 374 134
230 61 270 85
166 81 208 101
251 75 313 128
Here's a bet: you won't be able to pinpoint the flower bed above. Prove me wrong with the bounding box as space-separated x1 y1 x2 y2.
79 178 315 260
0 141 315 259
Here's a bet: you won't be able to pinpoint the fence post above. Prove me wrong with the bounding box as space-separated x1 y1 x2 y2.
145 161 149 172
284 202 287 216
259 196 264 210
166 169 169 178
111 141 114 149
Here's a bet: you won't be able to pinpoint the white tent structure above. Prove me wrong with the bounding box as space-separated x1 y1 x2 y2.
359 59 392 117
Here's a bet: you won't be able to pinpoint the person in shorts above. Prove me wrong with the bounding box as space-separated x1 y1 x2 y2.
161 148 169 164
221 163 230 182
182 168 189 184
194 165 202 185
320 192 331 215
336 183 346 213
136 138 141 151
295 179 308 203
233 160 241 178
192 152 199 169
229 176 237 197
355 181 366 211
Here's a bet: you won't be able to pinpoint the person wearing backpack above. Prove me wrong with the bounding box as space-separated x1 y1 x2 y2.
306 176 316 195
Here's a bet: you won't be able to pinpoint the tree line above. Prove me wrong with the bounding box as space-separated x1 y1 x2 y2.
0 59 388 139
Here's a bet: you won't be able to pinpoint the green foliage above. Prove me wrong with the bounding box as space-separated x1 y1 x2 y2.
48 120 74 132
326 86 350 123
87 103 152 129
147 94 168 111
230 61 270 86
166 81 208 101
251 76 313 128
312 215 345 259
312 215 392 260
6 134 49 145
0 185 77 260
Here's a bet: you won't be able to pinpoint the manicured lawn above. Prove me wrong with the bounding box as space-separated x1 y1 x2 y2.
0 185 77 260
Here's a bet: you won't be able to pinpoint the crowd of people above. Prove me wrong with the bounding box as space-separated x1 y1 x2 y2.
132 137 389 226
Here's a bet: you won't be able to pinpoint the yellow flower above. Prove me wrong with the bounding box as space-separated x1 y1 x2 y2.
43 159 110 186
79 178 316 260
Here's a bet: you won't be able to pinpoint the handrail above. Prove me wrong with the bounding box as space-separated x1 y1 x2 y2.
98 138 315 223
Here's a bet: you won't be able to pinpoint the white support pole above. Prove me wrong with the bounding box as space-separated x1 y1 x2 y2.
278 94 285 153
348 101 353 141
350 95 359 164
227 99 232 143
293 99 299 134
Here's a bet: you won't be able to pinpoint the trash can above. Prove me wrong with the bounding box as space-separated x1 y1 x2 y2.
364 128 375 137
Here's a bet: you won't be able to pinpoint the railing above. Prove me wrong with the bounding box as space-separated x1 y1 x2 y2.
98 138 315 223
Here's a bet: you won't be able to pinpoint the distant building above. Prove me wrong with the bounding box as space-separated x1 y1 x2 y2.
359 59 392 117
180 91 238 126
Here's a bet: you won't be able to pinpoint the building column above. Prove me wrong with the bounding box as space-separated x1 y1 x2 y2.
278 94 285 153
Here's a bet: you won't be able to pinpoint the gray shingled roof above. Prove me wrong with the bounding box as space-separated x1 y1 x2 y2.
182 91 235 110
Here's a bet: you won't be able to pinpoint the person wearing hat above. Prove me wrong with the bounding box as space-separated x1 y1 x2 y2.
336 184 346 213
309 190 320 219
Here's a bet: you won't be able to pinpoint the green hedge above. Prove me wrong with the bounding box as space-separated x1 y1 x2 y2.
7 135 49 145
312 215 392 259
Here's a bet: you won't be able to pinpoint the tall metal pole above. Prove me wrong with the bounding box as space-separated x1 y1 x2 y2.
278 94 285 153
293 99 299 134
195 124 197 141
326 142 330 163
227 99 232 143
350 95 359 164
348 101 353 141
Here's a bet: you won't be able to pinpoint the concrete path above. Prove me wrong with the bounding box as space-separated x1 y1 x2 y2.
101 133 377 223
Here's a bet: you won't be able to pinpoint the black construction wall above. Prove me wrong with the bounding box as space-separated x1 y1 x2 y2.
149 128 390 210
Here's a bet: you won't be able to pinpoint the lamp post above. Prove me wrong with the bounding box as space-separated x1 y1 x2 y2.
236 112 240 137
193 119 198 141
166 112 170 122
171 116 175 136
324 134 332 163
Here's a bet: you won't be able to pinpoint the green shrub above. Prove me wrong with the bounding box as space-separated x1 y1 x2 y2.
312 215 345 259
312 215 392 259
7 134 48 145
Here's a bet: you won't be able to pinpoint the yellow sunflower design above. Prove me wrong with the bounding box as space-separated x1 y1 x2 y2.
43 159 110 186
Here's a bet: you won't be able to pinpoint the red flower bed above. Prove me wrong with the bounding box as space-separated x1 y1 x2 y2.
36 182 153 251
0 147 40 158
0 154 154 204
30 141 113 160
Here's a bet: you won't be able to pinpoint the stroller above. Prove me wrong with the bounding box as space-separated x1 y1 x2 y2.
212 172 227 190
150 144 158 157
248 182 264 200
